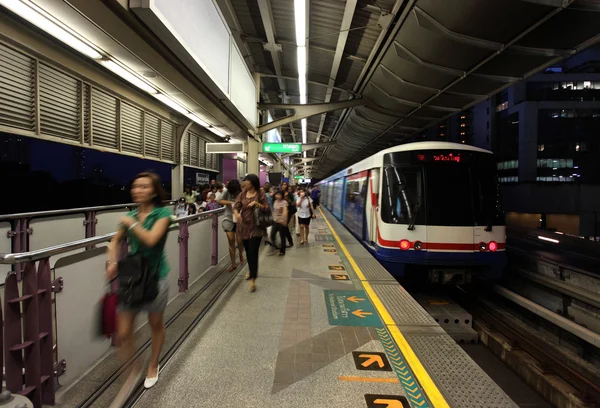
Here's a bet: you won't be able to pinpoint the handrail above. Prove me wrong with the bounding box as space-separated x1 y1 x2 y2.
0 208 224 265
0 200 177 221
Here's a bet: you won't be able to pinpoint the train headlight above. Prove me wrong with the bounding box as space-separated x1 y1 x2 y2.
488 241 498 252
399 240 411 250
479 242 487 252
414 241 422 251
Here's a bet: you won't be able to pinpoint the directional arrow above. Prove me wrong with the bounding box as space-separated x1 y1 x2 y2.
347 296 365 303
359 354 384 368
352 309 373 318
373 399 405 408
411 399 425 407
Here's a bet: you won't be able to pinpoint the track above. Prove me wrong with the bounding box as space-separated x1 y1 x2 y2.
75 262 241 408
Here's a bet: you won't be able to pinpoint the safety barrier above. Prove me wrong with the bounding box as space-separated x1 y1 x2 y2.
0 202 177 282
0 208 228 408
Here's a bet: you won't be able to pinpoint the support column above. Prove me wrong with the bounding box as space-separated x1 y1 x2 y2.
172 164 184 199
247 137 260 175
273 160 281 172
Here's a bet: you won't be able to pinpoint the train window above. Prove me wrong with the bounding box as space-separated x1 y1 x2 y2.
473 164 504 227
425 164 474 226
381 166 423 225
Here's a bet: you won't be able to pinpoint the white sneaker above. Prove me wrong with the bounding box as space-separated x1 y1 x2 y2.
144 365 159 389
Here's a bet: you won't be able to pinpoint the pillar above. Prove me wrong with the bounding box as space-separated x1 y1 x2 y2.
247 136 260 175
172 164 184 199
273 160 281 172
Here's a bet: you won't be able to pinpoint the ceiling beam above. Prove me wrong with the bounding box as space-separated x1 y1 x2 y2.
257 0 297 142
314 0 358 157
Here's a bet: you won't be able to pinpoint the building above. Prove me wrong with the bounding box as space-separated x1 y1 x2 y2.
418 45 600 238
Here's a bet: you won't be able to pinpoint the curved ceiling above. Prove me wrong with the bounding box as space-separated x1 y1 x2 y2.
221 0 600 178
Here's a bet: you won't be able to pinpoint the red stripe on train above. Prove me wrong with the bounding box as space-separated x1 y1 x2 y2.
376 228 505 250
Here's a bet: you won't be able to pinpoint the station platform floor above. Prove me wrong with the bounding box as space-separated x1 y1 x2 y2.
125 208 517 408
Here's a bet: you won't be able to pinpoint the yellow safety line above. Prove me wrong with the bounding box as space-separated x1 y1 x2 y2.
319 208 450 408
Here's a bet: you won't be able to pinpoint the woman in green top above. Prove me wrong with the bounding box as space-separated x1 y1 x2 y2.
106 172 171 392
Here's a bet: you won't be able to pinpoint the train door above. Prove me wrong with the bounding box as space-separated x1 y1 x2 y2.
368 169 380 245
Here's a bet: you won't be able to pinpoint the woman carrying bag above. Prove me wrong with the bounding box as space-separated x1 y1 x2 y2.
234 174 271 293
105 172 172 403
296 188 317 245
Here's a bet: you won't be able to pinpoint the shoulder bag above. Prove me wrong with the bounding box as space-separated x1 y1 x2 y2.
253 194 274 229
117 252 159 306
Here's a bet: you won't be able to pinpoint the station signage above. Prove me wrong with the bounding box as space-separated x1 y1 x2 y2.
262 143 302 153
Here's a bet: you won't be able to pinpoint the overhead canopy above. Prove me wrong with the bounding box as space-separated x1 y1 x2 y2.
221 0 600 177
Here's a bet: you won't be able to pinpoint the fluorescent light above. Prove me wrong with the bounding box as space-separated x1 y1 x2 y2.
100 60 157 94
154 94 189 115
297 48 307 78
185 113 209 127
209 127 227 138
538 236 559 244
294 0 306 47
1 0 102 60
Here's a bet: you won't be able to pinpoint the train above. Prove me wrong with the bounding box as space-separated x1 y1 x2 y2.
316 141 506 284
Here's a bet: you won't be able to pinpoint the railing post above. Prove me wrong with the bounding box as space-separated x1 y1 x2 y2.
38 258 55 405
211 214 218 266
178 222 189 292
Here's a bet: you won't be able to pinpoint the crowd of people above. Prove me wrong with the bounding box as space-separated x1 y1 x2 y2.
105 172 320 404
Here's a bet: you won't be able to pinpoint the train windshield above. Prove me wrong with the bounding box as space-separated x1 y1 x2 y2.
382 150 503 227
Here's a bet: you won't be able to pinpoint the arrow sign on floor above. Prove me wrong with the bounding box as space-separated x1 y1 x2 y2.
352 309 372 318
374 399 405 408
359 354 384 368
346 296 364 303
365 394 410 408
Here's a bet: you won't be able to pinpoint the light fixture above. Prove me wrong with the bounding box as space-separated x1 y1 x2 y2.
185 113 210 127
153 94 189 116
100 60 157 94
1 0 102 60
294 0 308 157
538 236 559 244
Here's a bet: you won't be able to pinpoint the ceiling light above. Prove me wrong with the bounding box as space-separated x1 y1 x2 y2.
294 0 306 47
297 49 306 78
100 60 157 94
0 0 102 60
154 94 189 115
185 113 210 127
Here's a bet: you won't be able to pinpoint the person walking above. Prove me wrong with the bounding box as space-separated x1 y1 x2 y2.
218 179 244 272
234 174 270 292
105 172 171 404
270 190 292 256
296 188 317 245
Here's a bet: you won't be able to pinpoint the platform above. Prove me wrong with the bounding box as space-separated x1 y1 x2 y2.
57 208 518 408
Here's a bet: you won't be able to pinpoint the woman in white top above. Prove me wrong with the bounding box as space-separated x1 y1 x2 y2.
296 188 316 245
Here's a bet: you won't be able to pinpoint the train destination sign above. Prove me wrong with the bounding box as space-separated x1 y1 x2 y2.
262 143 302 153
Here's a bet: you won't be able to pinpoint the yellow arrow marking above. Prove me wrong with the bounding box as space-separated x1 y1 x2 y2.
338 376 398 383
402 381 415 387
407 386 419 393
333 275 348 280
352 309 373 318
411 400 426 407
373 399 404 408
409 393 423 400
346 296 365 303
359 354 385 368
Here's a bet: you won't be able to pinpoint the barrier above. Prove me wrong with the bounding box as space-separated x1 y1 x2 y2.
0 208 226 408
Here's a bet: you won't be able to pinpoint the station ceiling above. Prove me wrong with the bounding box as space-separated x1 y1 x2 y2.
221 0 600 178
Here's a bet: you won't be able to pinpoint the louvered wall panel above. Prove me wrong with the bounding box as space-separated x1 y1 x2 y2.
91 89 118 149
0 43 35 131
198 139 206 168
121 102 143 154
83 84 90 144
190 133 199 167
145 114 160 159
39 63 80 140
182 132 190 165
161 120 175 161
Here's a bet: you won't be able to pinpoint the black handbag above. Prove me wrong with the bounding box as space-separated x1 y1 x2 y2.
117 252 159 306
254 195 273 229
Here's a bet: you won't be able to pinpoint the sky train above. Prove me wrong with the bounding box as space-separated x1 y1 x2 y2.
316 142 506 283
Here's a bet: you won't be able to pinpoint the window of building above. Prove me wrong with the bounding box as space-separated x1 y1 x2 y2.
538 144 544 152
460 123 466 127
498 176 518 183
497 160 519 170
496 101 509 112
536 158 574 168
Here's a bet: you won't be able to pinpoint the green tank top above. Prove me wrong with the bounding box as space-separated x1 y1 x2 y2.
126 207 172 279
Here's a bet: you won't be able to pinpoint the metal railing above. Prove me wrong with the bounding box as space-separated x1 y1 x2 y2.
0 201 176 280
0 208 227 408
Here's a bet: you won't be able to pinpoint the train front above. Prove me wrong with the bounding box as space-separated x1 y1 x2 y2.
376 147 506 283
